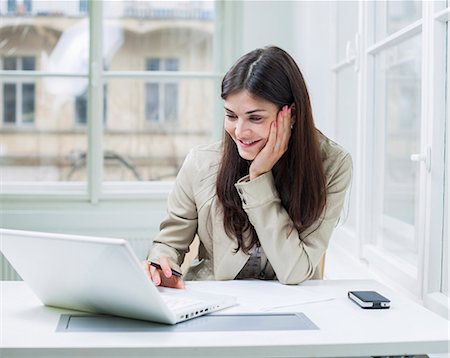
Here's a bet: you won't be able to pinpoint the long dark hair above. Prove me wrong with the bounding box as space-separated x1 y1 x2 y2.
216 46 327 254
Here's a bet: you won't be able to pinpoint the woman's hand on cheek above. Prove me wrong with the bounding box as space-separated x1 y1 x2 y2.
249 105 292 180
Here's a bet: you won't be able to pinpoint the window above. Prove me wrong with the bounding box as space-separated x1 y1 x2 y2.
145 58 179 123
333 1 359 242
7 0 16 14
24 0 31 13
79 0 88 14
373 35 422 268
332 1 450 313
6 0 32 14
374 1 422 41
2 56 35 125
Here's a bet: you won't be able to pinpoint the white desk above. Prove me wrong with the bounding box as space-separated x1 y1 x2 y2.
1 279 448 358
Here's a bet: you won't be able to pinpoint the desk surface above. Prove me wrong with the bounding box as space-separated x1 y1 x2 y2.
1 279 449 358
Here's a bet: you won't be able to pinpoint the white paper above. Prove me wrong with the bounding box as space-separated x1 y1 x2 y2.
186 280 335 314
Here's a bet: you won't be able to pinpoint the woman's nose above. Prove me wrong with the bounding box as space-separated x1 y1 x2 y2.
235 118 250 136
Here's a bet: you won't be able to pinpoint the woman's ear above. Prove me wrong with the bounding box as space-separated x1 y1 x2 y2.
290 103 296 120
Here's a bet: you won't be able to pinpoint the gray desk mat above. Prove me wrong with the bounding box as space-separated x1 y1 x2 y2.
57 313 319 332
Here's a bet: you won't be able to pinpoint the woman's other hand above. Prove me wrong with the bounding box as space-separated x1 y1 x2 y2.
143 256 185 289
249 105 293 180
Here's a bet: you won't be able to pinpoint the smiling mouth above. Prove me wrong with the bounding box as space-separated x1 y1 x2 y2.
238 139 260 147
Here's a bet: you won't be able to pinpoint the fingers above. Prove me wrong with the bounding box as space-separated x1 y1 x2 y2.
274 105 291 153
249 105 292 180
145 260 162 285
144 257 185 289
159 256 174 278
266 118 278 151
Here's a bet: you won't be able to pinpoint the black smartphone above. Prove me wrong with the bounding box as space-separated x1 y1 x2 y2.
348 290 390 309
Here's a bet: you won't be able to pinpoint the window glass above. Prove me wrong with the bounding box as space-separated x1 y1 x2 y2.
164 83 178 122
336 65 357 230
103 1 215 182
1 78 89 182
3 83 16 124
145 83 160 122
0 2 89 182
22 83 35 123
104 78 214 181
373 35 421 267
374 1 422 42
336 1 358 62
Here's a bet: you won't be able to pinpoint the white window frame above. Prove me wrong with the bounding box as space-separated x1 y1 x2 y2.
422 4 450 317
330 1 362 259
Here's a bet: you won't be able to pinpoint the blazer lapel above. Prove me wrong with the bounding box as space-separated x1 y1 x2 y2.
210 203 250 280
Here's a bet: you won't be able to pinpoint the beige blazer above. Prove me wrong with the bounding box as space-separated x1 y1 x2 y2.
147 132 352 284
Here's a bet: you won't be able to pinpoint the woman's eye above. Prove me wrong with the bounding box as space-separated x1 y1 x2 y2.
249 117 262 122
225 114 237 120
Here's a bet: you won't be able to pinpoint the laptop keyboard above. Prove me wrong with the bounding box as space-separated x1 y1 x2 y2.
161 294 208 311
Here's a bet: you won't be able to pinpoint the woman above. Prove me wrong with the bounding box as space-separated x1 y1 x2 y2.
145 46 352 288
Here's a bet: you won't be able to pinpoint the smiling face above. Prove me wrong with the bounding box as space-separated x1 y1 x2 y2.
224 90 279 161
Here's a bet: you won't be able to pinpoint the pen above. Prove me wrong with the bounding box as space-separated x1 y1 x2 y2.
148 261 183 278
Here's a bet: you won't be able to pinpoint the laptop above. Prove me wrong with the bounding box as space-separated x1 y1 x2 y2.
0 228 236 324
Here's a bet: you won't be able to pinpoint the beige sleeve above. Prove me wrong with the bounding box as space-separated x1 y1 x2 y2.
235 154 353 284
147 150 198 273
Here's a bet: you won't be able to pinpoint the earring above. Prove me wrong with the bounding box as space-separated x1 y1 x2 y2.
290 123 294 129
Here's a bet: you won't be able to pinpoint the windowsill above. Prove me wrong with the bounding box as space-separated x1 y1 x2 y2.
329 228 449 318
0 181 174 201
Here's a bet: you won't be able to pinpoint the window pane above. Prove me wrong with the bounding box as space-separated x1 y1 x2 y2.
105 78 214 181
3 83 16 124
336 1 358 62
103 1 215 182
164 58 179 71
164 83 178 122
145 83 159 122
75 91 88 124
146 58 160 71
3 57 17 70
22 56 35 71
336 65 357 230
375 1 422 42
24 0 32 13
22 83 35 124
103 1 214 71
374 35 421 267
0 2 89 182
7 0 16 14
1 79 89 182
